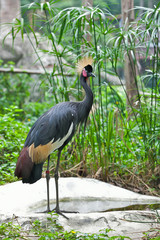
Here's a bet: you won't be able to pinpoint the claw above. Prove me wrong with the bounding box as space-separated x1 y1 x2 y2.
52 207 69 219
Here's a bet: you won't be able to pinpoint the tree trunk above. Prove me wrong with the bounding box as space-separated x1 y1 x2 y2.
121 0 139 108
0 0 21 36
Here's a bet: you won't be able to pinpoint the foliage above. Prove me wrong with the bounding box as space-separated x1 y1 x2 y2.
0 213 130 240
1 1 160 193
1 213 160 239
1 1 160 239
0 106 30 184
20 0 160 16
31 2 160 180
0 60 33 111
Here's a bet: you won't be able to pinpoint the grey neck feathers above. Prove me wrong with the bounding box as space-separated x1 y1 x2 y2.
78 74 93 124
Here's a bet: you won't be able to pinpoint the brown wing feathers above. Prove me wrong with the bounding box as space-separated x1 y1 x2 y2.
28 142 53 164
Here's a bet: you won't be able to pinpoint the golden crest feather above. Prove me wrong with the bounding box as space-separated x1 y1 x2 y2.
76 57 93 74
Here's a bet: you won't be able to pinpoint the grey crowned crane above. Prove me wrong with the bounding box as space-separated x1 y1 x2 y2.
15 57 95 218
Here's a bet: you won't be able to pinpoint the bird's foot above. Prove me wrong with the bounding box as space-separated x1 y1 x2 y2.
52 207 69 219
52 207 79 219
41 208 78 219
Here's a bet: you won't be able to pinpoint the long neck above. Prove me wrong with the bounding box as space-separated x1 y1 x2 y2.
80 74 93 107
78 74 93 123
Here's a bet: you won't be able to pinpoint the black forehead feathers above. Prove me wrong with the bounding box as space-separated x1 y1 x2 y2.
84 64 93 73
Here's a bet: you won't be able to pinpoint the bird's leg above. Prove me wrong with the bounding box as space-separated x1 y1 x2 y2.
54 150 61 212
46 155 51 212
52 151 68 219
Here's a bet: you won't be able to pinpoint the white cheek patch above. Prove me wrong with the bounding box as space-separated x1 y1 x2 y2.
51 122 74 152
82 69 87 77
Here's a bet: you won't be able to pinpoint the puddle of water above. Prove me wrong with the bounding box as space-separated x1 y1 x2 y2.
33 198 160 214
106 203 160 212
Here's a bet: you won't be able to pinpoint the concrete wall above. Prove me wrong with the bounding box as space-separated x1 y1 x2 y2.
0 0 21 36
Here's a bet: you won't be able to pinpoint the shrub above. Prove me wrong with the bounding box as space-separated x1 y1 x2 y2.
0 106 29 184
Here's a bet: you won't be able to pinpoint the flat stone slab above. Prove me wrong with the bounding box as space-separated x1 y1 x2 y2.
0 177 159 215
0 177 160 239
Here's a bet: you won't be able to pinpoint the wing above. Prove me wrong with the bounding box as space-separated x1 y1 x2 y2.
25 102 77 148
24 102 78 163
16 102 78 182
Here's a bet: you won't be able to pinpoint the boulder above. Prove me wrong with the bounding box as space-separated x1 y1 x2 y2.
0 177 160 239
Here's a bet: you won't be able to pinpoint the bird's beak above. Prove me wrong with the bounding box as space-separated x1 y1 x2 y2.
90 72 96 77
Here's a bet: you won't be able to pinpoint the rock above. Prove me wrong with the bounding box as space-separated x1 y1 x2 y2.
0 38 23 64
0 177 159 215
0 177 160 239
0 33 72 72
0 33 123 86
60 210 160 239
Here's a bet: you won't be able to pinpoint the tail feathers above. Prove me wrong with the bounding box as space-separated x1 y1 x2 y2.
15 147 43 184
22 162 44 184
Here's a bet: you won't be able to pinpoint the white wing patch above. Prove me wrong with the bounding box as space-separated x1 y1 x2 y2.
50 122 74 152
29 122 74 163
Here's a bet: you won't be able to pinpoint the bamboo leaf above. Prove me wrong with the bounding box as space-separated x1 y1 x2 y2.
40 3 44 12
28 2 35 9
58 17 67 44
27 25 39 47
20 18 24 40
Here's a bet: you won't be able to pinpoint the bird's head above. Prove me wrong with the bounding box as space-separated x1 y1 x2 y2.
77 57 95 80
82 64 95 78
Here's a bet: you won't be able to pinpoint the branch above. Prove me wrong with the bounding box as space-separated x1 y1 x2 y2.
0 67 73 76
